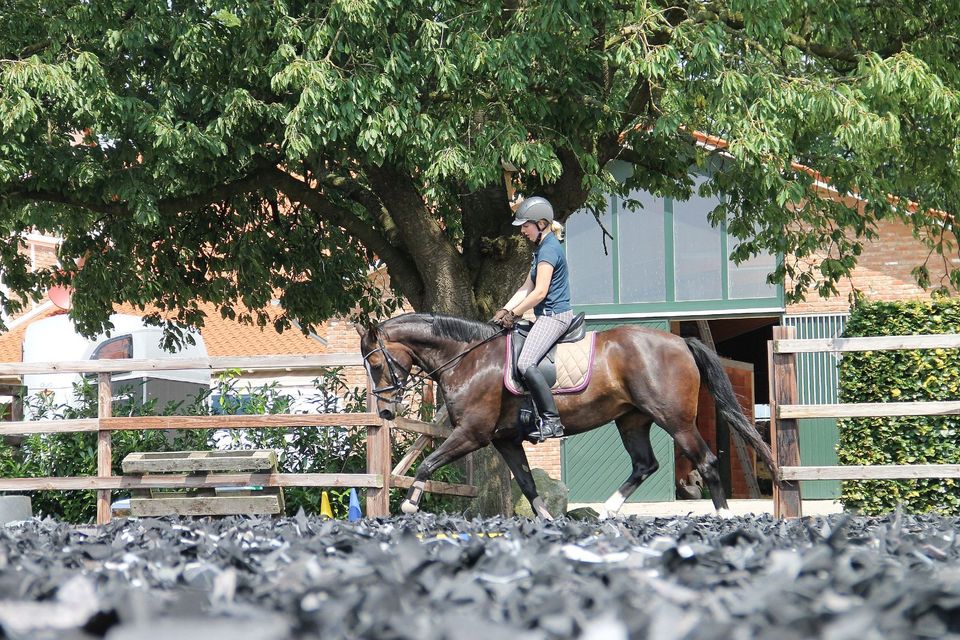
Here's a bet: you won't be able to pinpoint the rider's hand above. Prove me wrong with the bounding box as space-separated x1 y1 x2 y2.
491 308 515 328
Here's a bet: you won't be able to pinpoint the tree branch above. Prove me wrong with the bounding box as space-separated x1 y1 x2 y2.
613 146 691 184
365 163 477 313
364 164 458 270
267 169 425 308
537 148 592 222
7 168 275 218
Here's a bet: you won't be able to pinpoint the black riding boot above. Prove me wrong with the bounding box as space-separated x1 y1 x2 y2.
522 366 565 441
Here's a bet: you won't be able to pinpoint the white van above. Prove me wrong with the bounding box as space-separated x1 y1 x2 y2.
22 314 210 416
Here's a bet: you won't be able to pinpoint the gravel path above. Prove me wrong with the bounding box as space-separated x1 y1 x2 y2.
1 511 959 639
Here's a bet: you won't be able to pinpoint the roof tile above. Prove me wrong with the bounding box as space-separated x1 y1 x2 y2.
0 302 328 362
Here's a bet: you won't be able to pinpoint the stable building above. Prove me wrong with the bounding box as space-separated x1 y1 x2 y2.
520 160 947 505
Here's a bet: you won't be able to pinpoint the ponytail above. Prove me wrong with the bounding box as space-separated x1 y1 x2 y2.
550 220 565 242
535 218 565 242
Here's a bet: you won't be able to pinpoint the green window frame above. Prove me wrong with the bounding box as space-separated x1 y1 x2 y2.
565 172 783 315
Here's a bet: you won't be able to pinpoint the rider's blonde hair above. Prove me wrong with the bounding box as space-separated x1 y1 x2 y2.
541 219 565 242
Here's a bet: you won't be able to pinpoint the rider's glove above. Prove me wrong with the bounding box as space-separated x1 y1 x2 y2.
491 308 516 329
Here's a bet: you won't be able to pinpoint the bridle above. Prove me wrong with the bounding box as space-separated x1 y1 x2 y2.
362 327 507 403
362 333 412 399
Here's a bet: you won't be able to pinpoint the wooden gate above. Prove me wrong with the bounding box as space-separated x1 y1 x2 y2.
769 327 960 517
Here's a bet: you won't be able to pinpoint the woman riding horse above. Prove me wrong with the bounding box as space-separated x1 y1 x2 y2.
491 196 572 441
359 313 779 519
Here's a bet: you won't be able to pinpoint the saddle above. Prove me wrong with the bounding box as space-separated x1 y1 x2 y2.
504 312 596 395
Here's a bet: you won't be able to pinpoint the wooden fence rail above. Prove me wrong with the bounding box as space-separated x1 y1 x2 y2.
769 327 960 518
0 355 476 524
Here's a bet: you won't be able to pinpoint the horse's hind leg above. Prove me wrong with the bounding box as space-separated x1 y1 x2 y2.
671 427 730 515
599 411 659 519
400 428 483 515
492 438 553 520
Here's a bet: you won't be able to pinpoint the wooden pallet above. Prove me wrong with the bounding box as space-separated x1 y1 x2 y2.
122 450 284 517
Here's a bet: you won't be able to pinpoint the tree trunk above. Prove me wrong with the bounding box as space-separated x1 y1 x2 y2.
415 247 524 517
466 448 514 518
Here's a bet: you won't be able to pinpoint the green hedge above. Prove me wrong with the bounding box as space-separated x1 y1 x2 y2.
837 298 960 514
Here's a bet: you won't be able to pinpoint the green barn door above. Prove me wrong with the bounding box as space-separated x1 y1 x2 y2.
562 319 675 503
784 314 846 500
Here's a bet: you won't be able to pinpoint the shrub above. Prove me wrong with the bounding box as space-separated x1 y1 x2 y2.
837 298 960 515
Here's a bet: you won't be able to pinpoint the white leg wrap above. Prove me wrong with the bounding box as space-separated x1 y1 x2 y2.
401 481 425 514
717 508 734 519
531 497 553 520
598 491 627 520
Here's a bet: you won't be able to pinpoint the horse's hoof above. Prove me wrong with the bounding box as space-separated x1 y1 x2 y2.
400 499 419 515
598 491 625 521
531 497 553 520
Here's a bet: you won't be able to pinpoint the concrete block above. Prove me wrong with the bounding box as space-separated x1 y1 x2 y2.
0 496 32 524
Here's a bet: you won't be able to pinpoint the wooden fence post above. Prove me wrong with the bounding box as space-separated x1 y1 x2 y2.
96 373 113 525
365 377 391 517
770 326 802 518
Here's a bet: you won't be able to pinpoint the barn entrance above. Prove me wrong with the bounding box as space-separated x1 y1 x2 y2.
561 315 781 503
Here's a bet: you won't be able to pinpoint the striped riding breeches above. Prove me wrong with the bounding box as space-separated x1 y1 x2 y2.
517 310 575 373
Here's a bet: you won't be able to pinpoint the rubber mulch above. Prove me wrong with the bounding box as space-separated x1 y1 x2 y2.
0 511 959 639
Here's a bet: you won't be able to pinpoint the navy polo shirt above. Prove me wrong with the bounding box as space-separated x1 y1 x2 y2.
530 233 572 316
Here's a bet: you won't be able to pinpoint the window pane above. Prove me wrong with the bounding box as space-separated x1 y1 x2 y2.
92 335 133 360
618 190 665 303
673 181 722 301
565 206 614 304
728 236 777 299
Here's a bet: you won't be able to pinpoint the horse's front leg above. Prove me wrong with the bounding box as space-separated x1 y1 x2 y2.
492 437 553 520
400 428 484 515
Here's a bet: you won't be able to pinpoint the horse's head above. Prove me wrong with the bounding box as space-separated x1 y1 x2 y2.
357 323 414 420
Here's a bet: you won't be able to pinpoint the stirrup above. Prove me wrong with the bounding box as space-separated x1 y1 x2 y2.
535 417 565 442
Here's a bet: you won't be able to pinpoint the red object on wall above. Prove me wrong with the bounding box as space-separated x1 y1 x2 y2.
47 285 72 310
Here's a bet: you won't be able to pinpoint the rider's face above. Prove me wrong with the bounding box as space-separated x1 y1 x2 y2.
519 220 539 242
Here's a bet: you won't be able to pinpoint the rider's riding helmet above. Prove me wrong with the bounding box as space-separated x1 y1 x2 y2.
512 196 554 226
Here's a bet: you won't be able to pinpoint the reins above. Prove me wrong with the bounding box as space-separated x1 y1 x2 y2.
363 324 508 401
421 327 508 378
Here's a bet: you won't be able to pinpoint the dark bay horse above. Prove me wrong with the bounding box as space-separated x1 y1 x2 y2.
359 313 778 519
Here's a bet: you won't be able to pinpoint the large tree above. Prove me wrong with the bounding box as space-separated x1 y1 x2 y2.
2 1 959 511
2 0 960 333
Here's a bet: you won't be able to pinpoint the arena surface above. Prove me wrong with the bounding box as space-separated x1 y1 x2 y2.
1 511 958 639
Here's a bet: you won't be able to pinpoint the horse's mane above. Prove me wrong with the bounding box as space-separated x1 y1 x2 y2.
385 313 500 343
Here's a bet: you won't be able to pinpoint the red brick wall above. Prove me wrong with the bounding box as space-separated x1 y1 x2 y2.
787 218 947 314
322 318 370 391
31 243 59 272
6 239 62 325
523 439 562 480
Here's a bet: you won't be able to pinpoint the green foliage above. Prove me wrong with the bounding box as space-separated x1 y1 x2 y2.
0 376 213 522
0 1 958 336
0 368 464 522
837 298 960 515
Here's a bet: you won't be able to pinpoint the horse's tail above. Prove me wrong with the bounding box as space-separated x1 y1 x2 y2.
684 338 780 482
